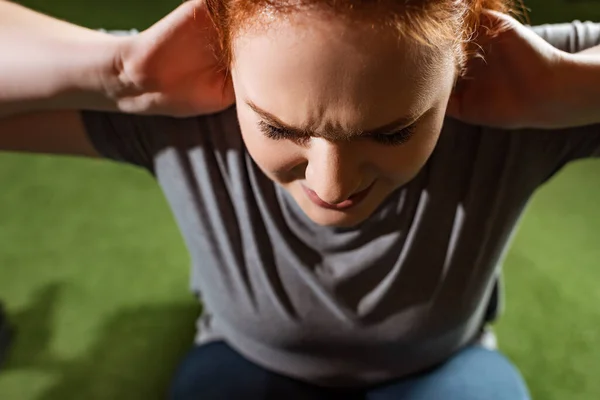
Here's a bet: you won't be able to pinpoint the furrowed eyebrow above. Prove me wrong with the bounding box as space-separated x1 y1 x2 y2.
246 99 421 139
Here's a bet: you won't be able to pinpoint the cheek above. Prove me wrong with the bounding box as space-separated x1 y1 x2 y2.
236 108 306 181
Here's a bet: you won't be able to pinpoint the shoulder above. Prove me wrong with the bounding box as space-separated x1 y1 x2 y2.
80 105 243 170
186 105 243 149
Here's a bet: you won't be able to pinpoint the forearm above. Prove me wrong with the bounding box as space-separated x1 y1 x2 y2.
0 1 126 118
550 44 600 127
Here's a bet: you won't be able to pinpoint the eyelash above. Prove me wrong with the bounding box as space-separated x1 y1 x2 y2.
258 121 416 146
372 125 416 146
258 122 308 144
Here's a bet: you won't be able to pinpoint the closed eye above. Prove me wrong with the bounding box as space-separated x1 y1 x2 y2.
371 125 417 146
258 120 416 146
258 121 310 144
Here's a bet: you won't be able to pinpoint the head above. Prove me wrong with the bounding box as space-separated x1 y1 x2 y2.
205 0 515 227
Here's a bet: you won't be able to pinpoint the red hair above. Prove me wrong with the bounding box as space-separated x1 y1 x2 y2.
204 0 523 74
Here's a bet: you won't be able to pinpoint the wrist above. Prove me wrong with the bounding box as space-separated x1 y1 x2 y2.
99 37 138 111
97 34 163 115
58 35 132 112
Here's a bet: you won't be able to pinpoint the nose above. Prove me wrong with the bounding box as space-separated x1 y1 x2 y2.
304 139 362 204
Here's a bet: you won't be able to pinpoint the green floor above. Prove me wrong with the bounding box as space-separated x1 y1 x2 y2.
1 1 599 399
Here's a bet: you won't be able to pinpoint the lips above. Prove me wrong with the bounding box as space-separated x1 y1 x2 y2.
303 183 373 210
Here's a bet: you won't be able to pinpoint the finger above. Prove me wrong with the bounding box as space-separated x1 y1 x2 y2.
146 0 208 37
468 10 518 64
479 9 520 37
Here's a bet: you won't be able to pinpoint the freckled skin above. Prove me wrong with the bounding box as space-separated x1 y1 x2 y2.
231 12 458 227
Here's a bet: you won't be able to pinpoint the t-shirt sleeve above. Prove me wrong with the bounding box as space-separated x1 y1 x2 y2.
541 125 600 180
81 107 242 174
80 110 175 172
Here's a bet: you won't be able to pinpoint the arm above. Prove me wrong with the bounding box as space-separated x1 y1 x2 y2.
0 0 125 118
0 0 234 158
0 111 98 157
531 21 600 128
0 0 127 157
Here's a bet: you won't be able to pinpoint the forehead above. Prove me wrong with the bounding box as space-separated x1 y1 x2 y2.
231 12 456 131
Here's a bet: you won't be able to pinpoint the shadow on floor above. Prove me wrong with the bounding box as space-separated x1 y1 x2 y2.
5 283 200 400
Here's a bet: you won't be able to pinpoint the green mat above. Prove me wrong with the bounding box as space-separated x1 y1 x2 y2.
0 1 599 399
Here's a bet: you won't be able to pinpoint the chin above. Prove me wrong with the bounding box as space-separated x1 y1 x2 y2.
301 203 376 228
287 184 388 228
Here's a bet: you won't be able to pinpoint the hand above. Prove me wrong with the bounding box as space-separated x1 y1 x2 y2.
446 10 566 129
111 0 234 117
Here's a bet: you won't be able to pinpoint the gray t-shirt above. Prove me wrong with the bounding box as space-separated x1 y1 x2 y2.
82 22 600 386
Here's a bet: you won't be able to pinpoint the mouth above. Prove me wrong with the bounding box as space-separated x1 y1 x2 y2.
302 183 374 211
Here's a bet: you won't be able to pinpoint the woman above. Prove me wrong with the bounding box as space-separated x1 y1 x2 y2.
1 0 599 398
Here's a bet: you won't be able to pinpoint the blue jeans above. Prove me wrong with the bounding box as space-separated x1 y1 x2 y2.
170 341 530 400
